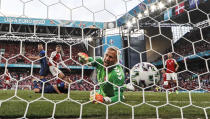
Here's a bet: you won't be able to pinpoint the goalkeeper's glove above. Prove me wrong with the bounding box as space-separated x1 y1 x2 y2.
78 52 89 64
90 92 103 103
96 95 111 103
90 92 111 103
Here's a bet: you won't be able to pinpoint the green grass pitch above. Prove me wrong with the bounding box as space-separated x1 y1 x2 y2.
0 90 209 118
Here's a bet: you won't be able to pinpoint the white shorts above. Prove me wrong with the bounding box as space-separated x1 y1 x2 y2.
166 73 177 81
49 66 62 77
163 81 169 86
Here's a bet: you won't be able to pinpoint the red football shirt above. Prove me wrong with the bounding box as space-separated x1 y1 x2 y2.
165 59 177 73
49 51 61 66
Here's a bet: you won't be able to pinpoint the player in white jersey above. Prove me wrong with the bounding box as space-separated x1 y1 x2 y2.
49 45 71 82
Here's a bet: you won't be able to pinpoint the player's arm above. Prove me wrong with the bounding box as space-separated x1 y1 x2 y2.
164 60 167 68
88 56 103 67
174 59 179 72
53 85 62 94
59 55 69 70
78 52 103 66
29 50 45 60
161 75 164 85
28 56 40 60
49 52 56 66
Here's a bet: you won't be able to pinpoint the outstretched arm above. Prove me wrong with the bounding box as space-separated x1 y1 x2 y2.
28 50 44 60
28 56 40 60
49 52 56 66
174 59 179 72
78 52 104 68
59 55 71 73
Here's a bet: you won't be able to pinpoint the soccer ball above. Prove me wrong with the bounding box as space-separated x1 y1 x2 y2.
78 52 88 64
130 62 160 87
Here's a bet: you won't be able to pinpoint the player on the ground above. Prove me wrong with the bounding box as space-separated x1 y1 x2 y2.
165 53 179 92
33 78 69 94
28 43 49 83
78 47 125 103
49 45 71 82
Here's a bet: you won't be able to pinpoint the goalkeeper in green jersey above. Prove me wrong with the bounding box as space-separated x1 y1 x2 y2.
78 47 125 103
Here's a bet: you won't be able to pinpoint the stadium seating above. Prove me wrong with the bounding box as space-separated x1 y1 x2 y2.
0 40 87 65
0 40 209 91
0 71 94 90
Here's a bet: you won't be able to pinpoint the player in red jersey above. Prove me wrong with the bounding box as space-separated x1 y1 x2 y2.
49 45 71 82
165 53 179 81
165 53 179 92
4 69 11 89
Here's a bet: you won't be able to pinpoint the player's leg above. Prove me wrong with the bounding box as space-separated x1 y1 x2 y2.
166 73 173 92
56 68 72 83
32 79 41 93
39 67 49 86
172 73 178 83
39 68 46 81
58 72 65 79
40 76 47 82
166 73 173 93
49 66 59 77
163 81 170 89
49 66 64 79
166 73 171 81
3 83 7 90
49 66 71 87
4 79 11 89
39 67 47 82
172 73 178 93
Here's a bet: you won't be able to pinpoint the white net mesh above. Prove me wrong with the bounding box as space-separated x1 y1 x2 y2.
0 0 209 118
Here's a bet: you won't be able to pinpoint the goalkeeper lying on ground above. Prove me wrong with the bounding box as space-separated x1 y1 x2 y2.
78 47 125 103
